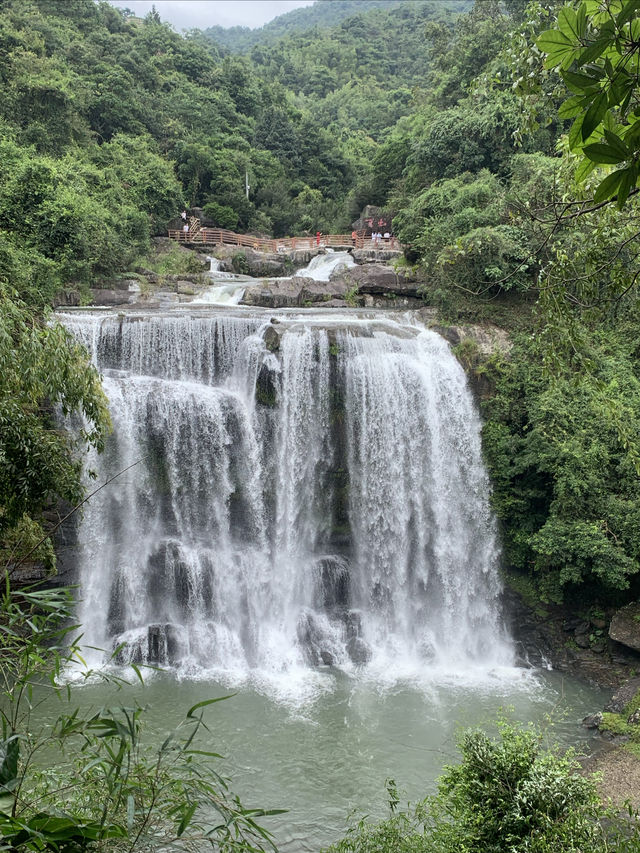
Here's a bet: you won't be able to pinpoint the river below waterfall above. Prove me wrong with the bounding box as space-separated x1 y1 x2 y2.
55 298 609 850
50 670 606 851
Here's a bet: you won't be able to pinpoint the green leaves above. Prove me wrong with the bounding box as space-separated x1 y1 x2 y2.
536 1 640 207
536 4 588 68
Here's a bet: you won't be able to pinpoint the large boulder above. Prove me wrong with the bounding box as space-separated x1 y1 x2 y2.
431 323 512 358
352 248 403 264
232 248 291 278
90 286 138 306
609 603 640 652
241 277 349 308
338 263 419 297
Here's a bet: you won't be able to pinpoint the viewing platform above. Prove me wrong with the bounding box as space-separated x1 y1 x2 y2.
167 225 400 252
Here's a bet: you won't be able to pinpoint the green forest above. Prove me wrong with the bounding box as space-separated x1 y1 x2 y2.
4 0 640 849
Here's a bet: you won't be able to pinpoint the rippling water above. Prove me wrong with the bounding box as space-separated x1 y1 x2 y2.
53 669 607 852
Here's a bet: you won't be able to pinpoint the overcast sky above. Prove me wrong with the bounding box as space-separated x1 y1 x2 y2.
105 1 316 32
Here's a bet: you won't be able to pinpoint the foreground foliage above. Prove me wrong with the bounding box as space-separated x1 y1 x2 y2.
0 581 282 851
537 0 640 208
326 720 640 852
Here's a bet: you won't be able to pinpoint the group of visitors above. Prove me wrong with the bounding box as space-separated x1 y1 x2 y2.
370 231 391 246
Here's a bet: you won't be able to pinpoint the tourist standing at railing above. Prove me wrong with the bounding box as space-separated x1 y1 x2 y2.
316 231 321 246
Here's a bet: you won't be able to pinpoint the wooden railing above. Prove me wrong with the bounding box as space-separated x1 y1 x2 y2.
167 226 400 252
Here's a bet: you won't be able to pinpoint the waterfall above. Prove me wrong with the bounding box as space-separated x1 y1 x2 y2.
60 308 513 687
293 250 355 281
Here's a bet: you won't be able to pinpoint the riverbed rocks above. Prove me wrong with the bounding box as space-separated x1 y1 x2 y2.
582 711 603 729
503 585 640 688
605 677 640 713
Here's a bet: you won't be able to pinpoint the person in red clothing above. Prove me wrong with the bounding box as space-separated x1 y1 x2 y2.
316 231 321 246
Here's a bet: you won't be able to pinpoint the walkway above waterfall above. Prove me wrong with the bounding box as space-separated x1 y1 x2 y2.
167 224 400 253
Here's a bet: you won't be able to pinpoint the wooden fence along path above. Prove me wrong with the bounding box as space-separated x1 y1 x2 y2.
167 225 400 252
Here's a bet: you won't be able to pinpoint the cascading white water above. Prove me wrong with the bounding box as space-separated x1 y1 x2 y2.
294 250 355 281
61 308 513 688
190 257 251 305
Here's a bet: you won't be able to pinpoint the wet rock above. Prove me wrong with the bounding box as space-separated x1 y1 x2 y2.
322 298 349 308
609 603 640 652
431 323 513 358
53 289 82 307
239 248 291 278
147 622 180 664
582 712 603 729
291 248 318 267
338 263 418 297
314 558 349 609
591 638 608 654
296 610 332 667
352 248 403 264
574 631 591 649
347 636 372 665
320 650 336 666
418 638 437 661
338 609 362 641
90 287 138 306
365 295 423 309
628 709 640 725
255 363 278 407
263 324 280 352
241 277 348 308
605 677 640 713
241 279 304 308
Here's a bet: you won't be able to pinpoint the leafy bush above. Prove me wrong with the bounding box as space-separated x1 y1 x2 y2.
203 200 239 230
437 224 534 293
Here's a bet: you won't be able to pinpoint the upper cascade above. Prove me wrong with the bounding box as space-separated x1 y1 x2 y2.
293 250 355 281
60 308 514 690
